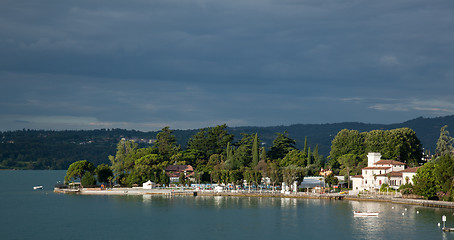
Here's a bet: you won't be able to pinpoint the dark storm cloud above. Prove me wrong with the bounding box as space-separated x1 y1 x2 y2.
1 0 454 130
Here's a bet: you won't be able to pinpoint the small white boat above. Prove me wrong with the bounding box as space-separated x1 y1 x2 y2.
33 186 43 190
354 211 379 217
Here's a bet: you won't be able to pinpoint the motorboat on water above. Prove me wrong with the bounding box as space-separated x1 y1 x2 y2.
353 211 379 217
33 186 43 190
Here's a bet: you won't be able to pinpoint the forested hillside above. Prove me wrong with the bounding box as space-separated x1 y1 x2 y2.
1 115 453 170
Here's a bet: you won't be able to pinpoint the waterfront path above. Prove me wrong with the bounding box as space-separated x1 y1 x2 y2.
54 187 454 209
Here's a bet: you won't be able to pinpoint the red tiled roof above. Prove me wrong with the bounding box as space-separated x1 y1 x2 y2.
166 171 195 178
399 167 421 173
165 165 195 178
351 175 363 178
165 165 194 172
363 166 391 170
374 160 406 165
376 171 402 177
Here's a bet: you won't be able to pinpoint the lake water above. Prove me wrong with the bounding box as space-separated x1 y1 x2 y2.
1 170 454 240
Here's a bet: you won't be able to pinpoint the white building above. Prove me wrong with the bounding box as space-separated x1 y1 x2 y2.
351 152 420 193
143 180 156 189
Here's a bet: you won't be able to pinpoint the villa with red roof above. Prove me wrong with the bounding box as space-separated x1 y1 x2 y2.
351 152 420 193
165 165 195 183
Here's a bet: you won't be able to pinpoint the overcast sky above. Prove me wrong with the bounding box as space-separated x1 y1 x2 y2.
1 0 454 131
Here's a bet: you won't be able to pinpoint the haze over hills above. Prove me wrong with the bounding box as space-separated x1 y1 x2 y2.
1 115 453 170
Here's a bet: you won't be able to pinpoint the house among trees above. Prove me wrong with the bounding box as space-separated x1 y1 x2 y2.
165 165 195 183
351 152 420 193
319 168 333 177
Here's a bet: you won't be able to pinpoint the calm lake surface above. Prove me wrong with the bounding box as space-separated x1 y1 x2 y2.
2 170 454 240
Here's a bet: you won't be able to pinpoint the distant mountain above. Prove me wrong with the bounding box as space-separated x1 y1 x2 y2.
1 115 454 170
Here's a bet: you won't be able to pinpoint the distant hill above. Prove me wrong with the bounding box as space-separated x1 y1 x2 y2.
1 115 454 170
229 115 454 158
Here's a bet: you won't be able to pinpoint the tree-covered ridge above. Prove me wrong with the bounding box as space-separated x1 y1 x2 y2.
0 129 156 170
2 115 454 170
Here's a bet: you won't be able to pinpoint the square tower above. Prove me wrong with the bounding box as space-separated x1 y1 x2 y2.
367 152 381 167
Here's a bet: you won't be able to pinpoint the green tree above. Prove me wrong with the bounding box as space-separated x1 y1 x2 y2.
260 146 267 162
313 144 322 167
153 126 179 161
364 130 388 154
329 129 365 164
267 161 282 190
186 124 234 159
225 142 234 169
413 161 438 200
229 169 244 188
303 136 308 159
433 154 454 199
127 154 165 185
337 154 365 176
159 171 170 186
243 168 262 190
435 125 453 158
231 133 257 168
282 165 305 191
385 128 422 167
251 133 259 167
268 132 297 160
330 128 422 169
280 149 305 167
64 160 94 184
81 172 96 186
109 139 138 181
94 163 113 184
324 173 339 187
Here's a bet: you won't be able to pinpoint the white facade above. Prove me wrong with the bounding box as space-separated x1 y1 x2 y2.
143 180 156 189
351 152 419 193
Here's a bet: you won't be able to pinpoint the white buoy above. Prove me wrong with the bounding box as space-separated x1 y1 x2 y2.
402 213 405 216
438 223 441 227
416 211 419 214
405 208 407 211
392 207 394 209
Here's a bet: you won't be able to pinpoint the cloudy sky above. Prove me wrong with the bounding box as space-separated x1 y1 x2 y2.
1 0 454 131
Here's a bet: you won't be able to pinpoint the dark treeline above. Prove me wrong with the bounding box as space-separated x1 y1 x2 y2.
2 115 454 170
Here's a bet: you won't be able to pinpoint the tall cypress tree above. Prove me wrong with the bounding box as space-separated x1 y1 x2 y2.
436 125 453 158
307 147 312 166
260 147 266 162
252 133 259 167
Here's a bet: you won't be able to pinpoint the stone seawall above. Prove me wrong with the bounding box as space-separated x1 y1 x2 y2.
54 187 454 209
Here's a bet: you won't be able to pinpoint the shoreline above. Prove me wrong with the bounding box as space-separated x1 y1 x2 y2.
54 187 454 209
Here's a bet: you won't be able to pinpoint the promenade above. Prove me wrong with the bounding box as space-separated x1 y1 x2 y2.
54 186 454 209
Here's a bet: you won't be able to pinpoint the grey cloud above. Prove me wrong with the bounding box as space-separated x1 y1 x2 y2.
1 0 454 130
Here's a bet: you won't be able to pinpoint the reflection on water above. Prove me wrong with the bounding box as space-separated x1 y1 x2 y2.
280 197 298 208
3 169 454 240
142 194 152 203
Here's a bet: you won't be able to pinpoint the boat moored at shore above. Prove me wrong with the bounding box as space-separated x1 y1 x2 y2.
353 211 379 217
